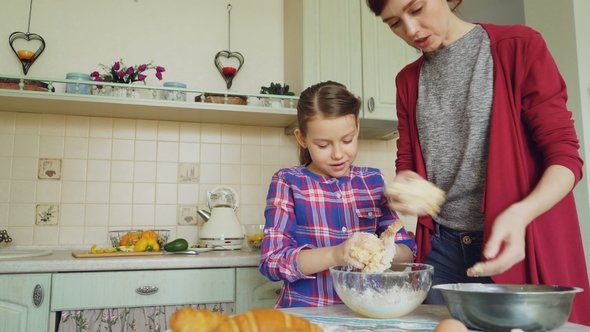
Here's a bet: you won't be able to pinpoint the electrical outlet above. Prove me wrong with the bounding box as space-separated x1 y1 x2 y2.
178 205 197 225
36 204 59 225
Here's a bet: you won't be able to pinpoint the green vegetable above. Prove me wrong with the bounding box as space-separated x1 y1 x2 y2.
164 238 189 252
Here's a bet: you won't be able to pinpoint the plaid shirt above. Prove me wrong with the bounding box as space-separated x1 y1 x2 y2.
259 165 417 308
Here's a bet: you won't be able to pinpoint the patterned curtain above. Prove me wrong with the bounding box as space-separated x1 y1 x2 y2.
57 303 234 332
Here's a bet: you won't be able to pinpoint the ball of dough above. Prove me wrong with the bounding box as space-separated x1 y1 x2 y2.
434 318 468 332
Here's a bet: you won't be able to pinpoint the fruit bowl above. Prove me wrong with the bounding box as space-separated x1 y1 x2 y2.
330 263 433 319
242 224 265 251
108 229 170 248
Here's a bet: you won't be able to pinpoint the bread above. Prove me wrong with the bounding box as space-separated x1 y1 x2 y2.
212 309 323 332
169 307 230 332
385 178 445 216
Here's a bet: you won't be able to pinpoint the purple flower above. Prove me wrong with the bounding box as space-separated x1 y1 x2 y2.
117 70 126 78
113 62 120 70
138 64 147 72
137 74 147 81
126 67 134 75
155 72 163 80
156 66 165 73
90 71 100 78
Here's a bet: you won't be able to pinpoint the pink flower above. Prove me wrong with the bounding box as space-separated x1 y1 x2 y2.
117 70 126 78
138 64 147 71
126 67 134 75
156 66 166 73
155 72 163 80
90 71 100 78
113 62 120 70
137 74 147 81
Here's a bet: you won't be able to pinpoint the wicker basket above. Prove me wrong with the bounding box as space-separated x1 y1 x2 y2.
0 78 53 92
195 93 247 105
108 229 170 248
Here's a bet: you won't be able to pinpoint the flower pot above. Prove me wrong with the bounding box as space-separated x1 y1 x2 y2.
110 86 140 99
261 98 283 108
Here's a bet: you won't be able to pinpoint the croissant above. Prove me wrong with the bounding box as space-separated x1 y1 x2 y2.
169 307 230 332
212 308 323 332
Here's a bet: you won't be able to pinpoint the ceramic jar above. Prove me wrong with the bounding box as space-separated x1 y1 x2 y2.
65 72 93 95
163 82 187 101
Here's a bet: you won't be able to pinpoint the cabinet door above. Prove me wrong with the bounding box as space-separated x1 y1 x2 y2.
0 274 51 332
235 267 282 314
360 3 420 121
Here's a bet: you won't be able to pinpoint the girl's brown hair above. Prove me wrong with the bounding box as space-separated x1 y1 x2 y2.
296 81 361 165
365 0 463 15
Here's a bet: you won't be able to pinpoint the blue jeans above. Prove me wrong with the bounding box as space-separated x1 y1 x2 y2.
423 223 494 304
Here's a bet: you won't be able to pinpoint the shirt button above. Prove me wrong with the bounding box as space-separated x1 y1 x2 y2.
337 193 341 198
368 212 373 217
342 227 347 232
462 236 472 245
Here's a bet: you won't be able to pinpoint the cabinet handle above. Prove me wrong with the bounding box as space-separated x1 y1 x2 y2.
33 284 44 307
368 97 375 112
275 289 280 295
136 285 159 295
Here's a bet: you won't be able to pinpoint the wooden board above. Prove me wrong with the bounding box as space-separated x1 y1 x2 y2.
72 251 164 258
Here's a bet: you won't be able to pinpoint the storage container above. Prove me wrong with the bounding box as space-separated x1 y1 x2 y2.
163 81 187 101
65 72 93 95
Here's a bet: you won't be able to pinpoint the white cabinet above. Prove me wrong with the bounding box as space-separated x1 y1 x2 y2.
235 267 281 314
284 0 418 122
0 274 52 332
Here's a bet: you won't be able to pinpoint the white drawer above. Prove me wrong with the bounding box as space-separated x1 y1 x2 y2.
51 268 235 310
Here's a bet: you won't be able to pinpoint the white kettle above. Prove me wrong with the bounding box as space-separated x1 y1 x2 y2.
198 186 244 249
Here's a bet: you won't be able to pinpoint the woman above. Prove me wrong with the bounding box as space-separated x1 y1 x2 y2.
365 0 590 325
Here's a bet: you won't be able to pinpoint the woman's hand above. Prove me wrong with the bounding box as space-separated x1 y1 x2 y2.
387 170 435 216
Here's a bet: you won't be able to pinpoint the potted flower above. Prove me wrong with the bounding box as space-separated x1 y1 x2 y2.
90 59 165 98
259 82 295 107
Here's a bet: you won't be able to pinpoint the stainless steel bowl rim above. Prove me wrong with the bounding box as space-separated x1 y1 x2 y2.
433 283 584 294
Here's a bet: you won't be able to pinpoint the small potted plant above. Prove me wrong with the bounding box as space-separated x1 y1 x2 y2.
259 82 295 107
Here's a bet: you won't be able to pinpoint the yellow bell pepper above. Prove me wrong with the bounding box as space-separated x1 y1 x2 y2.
134 238 160 252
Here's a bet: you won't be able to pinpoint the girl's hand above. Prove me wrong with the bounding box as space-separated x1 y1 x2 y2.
337 232 382 269
467 203 528 277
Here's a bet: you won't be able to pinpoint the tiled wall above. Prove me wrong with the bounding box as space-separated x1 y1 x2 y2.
0 111 399 247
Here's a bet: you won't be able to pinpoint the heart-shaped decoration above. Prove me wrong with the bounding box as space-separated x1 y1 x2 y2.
214 50 244 89
9 31 46 75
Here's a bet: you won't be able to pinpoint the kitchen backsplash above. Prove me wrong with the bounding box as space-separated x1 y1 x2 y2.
0 111 401 246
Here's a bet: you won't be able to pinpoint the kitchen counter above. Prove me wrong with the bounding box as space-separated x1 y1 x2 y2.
0 249 261 274
282 304 590 331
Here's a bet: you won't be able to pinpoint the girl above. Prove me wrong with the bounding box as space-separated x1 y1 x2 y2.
365 0 590 324
259 81 417 308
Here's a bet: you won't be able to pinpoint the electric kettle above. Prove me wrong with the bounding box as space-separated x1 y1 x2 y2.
198 186 244 249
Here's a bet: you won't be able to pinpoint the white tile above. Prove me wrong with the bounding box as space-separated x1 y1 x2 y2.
158 121 179 141
200 143 220 163
241 145 261 165
261 127 282 146
354 152 370 168
156 162 178 183
280 146 299 166
58 227 85 245
241 165 261 185
156 183 177 204
134 161 157 182
108 205 132 227
88 138 112 159
221 144 241 164
371 151 388 171
155 204 177 226
112 139 135 160
33 226 60 245
61 159 87 181
261 146 281 165
0 112 15 134
179 122 200 143
59 204 85 227
238 205 265 224
36 181 61 202
7 226 34 245
370 139 387 151
132 204 155 227
261 166 278 185
178 184 199 204
201 123 221 143
135 140 157 161
8 203 35 226
39 136 65 158
65 116 90 137
199 164 220 184
386 138 398 152
84 227 109 245
221 124 241 144
40 114 66 136
10 180 36 203
133 183 156 204
241 126 261 145
0 134 13 157
0 203 7 227
64 137 89 159
87 160 111 182
85 204 109 226
178 163 199 183
13 135 39 158
86 182 110 204
281 132 298 147
179 142 200 163
113 118 136 139
221 165 241 185
11 157 37 180
15 113 40 135
110 183 133 204
62 182 86 203
0 180 9 202
111 161 134 182
176 225 198 244
157 141 179 162
89 117 113 138
240 185 263 205
136 120 158 140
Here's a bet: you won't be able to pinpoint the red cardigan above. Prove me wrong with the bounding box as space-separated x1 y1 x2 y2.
395 24 590 325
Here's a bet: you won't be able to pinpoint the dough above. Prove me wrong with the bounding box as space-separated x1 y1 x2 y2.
386 178 445 216
349 221 403 273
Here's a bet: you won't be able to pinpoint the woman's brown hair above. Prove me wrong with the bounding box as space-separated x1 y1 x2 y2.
296 81 361 165
365 0 463 15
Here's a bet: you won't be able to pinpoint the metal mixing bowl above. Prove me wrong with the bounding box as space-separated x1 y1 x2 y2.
434 283 583 331
330 263 433 319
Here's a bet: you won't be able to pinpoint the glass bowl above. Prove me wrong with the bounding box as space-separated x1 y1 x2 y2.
108 229 170 249
242 224 265 251
330 263 433 319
